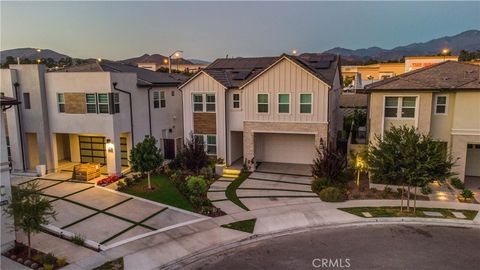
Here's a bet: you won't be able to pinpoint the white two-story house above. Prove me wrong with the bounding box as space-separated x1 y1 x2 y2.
180 53 342 169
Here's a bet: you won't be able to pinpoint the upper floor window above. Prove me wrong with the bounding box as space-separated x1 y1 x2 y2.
300 93 312 114
153 91 159 108
257 93 269 113
113 93 120 113
57 93 65 113
384 96 416 118
278 94 290 114
233 93 240 109
193 93 215 112
97 93 109 114
23 93 31 109
160 91 166 108
435 95 448 115
86 93 97 113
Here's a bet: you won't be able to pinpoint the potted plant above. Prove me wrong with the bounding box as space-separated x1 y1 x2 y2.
215 158 225 176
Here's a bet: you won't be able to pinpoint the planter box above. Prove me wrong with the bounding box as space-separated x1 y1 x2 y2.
215 164 225 176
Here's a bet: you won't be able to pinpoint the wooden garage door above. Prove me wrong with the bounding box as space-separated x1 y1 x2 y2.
254 133 316 164
79 136 106 164
466 144 480 176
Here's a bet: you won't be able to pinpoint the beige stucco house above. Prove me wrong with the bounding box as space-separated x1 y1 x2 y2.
365 61 480 182
179 53 342 169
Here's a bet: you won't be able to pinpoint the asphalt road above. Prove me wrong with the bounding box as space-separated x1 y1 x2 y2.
186 224 480 270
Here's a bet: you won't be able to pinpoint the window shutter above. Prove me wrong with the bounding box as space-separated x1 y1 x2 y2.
109 93 114 114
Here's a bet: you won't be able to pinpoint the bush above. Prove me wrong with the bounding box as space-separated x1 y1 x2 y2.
124 177 134 187
311 177 329 194
312 141 347 184
71 234 85 246
56 257 67 267
319 187 346 202
460 189 474 199
199 166 215 180
186 176 208 196
421 185 432 195
450 178 465 189
43 264 54 270
43 253 56 265
116 181 126 191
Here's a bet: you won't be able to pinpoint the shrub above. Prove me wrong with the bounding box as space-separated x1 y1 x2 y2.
32 254 43 264
460 189 474 199
116 181 126 191
43 253 56 265
311 177 329 194
124 177 134 187
199 166 215 180
421 185 432 195
43 264 54 270
183 133 209 174
56 257 67 267
71 234 85 246
319 187 346 202
450 178 465 189
312 141 347 184
186 176 208 196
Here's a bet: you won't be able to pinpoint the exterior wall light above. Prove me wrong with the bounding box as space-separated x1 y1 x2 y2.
106 139 114 153
0 185 5 196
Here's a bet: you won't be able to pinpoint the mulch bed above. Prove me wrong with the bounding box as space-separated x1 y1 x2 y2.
2 241 68 269
347 181 430 201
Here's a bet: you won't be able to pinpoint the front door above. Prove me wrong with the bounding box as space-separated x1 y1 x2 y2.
164 139 175 160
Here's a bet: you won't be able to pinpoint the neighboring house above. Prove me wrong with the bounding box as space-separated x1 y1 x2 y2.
180 53 342 168
365 61 480 182
136 54 207 73
0 63 186 175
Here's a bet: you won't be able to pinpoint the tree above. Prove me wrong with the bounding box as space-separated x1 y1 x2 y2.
182 133 209 174
130 135 163 190
312 140 347 185
368 126 455 212
3 181 56 258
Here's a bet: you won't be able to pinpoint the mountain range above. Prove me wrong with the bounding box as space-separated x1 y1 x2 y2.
1 30 479 65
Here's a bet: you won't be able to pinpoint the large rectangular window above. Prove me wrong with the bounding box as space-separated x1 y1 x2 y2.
278 94 290 113
97 93 109 114
384 96 416 118
257 93 269 113
300 93 312 114
86 94 97 113
23 93 31 109
401 97 416 118
160 91 166 108
193 94 203 112
193 93 215 112
113 93 120 113
57 93 65 113
153 91 159 108
233 93 240 109
435 95 448 115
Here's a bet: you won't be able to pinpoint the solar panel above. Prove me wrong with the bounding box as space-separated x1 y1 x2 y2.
313 61 331 69
232 70 252 80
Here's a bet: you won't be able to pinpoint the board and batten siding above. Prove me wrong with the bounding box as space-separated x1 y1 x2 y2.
242 58 330 123
181 72 226 159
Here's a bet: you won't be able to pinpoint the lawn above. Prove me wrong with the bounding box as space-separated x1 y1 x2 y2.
339 207 478 220
121 174 194 212
93 258 123 270
221 218 256 233
225 172 250 211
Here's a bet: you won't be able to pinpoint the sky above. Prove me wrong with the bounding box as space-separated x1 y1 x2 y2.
1 1 479 61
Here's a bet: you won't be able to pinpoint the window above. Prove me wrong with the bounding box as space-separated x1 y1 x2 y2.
384 96 416 118
113 93 120 113
233 93 240 109
57 93 65 113
97 93 109 114
195 134 217 155
278 94 290 113
401 97 416 118
193 94 203 112
86 93 97 113
384 97 398 117
23 93 31 109
160 91 166 108
300 93 312 114
206 94 215 112
153 91 159 108
435 95 448 114
171 91 175 96
257 93 269 113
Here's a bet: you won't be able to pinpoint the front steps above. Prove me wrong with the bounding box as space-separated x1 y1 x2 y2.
223 168 241 178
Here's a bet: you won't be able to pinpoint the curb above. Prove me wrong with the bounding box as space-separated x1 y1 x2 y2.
161 218 480 270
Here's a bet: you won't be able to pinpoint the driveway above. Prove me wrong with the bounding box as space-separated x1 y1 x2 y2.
17 177 206 250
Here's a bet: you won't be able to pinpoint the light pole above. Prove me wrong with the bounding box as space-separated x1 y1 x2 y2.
36 48 41 64
441 48 449 62
168 50 183 73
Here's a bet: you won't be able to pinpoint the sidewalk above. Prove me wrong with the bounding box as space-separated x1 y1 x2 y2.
62 199 480 270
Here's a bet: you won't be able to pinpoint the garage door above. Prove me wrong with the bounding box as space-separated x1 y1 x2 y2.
466 144 480 176
254 133 316 164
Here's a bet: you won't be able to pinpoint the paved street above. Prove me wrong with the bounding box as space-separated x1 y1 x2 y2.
187 224 480 270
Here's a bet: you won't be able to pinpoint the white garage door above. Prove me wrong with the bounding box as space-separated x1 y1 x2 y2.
465 144 480 176
254 133 316 164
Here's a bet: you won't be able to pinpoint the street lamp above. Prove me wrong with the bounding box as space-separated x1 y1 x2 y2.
441 48 450 61
168 50 183 73
292 49 298 55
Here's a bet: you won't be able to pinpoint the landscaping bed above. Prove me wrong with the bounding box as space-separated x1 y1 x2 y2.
347 182 430 201
93 258 123 270
221 218 256 233
339 207 478 220
225 172 250 210
2 242 68 269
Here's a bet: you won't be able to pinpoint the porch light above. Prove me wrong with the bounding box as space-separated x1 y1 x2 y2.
106 139 114 153
0 185 5 196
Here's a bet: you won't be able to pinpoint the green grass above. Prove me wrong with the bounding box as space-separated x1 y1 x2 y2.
339 207 478 220
225 172 250 211
121 175 194 212
93 258 123 270
221 219 256 233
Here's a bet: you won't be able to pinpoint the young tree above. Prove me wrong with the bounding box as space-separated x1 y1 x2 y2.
312 140 347 185
182 133 209 174
130 135 163 190
368 126 455 212
3 181 56 258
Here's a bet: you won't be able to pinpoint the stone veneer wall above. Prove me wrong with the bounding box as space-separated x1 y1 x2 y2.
64 93 86 114
243 121 328 168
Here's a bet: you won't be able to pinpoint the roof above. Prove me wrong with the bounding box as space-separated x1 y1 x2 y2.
186 53 340 89
365 61 480 91
54 62 188 86
1 95 21 107
136 54 194 65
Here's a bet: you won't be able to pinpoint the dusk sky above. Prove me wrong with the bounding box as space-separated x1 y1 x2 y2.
1 1 479 61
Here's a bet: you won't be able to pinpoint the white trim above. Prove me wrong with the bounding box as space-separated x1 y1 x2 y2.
277 93 291 114
179 70 228 90
57 93 65 113
381 95 420 139
451 129 480 136
252 130 318 135
192 93 216 113
298 92 313 115
434 94 448 115
256 93 269 114
244 120 328 124
232 92 241 110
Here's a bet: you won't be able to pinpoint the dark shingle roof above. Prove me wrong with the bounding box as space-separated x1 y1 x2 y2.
54 62 188 86
199 53 340 89
365 61 480 91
